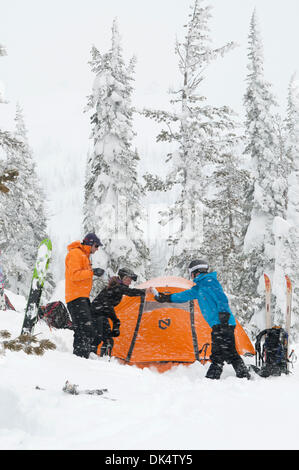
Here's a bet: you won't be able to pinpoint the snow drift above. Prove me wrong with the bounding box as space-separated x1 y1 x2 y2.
1 286 299 450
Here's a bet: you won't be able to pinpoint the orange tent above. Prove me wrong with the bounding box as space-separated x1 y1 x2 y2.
110 276 255 372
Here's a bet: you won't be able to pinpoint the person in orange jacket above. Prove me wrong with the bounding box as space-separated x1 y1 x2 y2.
65 232 105 358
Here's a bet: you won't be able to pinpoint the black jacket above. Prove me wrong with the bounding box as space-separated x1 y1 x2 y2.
91 281 145 326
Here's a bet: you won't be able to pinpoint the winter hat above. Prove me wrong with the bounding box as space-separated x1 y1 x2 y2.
82 233 103 247
118 268 138 282
188 259 209 276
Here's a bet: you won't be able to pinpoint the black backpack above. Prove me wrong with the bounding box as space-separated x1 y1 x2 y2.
254 327 289 377
38 301 73 330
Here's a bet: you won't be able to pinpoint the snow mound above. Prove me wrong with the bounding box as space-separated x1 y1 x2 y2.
0 291 299 450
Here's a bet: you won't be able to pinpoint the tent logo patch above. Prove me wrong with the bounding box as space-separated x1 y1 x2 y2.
158 318 171 330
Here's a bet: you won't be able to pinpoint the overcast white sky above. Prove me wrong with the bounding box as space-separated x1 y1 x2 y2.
1 0 299 161
0 0 299 253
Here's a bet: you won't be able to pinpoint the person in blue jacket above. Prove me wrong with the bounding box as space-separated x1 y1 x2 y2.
155 259 250 380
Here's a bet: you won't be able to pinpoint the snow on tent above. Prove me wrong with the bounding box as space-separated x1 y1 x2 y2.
110 276 255 372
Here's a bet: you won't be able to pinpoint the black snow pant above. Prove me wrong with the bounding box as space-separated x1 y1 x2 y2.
206 315 250 380
90 315 114 357
67 297 95 359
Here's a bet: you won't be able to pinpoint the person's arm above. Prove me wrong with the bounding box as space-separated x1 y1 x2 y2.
155 287 197 303
67 253 93 282
119 284 146 297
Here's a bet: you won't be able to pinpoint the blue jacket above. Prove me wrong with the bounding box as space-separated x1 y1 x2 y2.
170 272 236 327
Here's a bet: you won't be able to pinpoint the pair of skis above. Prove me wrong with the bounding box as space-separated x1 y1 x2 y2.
264 274 292 333
264 273 293 369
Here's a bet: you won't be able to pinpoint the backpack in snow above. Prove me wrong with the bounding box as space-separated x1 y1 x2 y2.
38 301 72 330
254 326 289 377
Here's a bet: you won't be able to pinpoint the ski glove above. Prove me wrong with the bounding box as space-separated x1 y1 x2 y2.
155 293 172 303
93 268 105 277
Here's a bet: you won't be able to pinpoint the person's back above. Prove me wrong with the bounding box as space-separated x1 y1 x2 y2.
155 259 250 380
195 272 236 327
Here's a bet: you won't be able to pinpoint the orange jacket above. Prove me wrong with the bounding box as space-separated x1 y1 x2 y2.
65 241 93 303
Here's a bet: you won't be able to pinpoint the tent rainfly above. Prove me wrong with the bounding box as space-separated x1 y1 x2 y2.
109 276 255 372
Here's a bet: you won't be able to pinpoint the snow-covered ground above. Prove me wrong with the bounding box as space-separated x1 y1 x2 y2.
1 287 299 451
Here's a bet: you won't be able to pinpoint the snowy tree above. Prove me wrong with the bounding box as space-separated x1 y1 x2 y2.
286 73 299 225
84 19 149 285
0 104 53 297
0 46 27 293
143 0 241 278
0 43 19 186
241 9 288 331
271 73 299 339
203 148 252 315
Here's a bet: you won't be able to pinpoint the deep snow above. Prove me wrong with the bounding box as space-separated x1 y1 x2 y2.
1 286 299 451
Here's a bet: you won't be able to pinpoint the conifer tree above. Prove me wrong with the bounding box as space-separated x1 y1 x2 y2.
0 42 19 181
286 73 299 224
241 9 288 329
272 74 299 338
143 0 240 277
0 46 29 293
0 104 53 297
84 19 149 282
204 149 251 314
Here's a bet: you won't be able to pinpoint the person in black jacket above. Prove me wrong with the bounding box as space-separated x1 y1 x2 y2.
90 268 152 357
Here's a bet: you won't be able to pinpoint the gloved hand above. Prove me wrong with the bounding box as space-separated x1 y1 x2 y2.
155 293 172 303
93 268 105 277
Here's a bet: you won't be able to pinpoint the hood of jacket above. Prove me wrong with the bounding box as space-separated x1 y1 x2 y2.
67 240 91 256
193 271 217 285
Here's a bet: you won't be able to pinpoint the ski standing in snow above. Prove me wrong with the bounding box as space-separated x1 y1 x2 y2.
21 238 52 334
